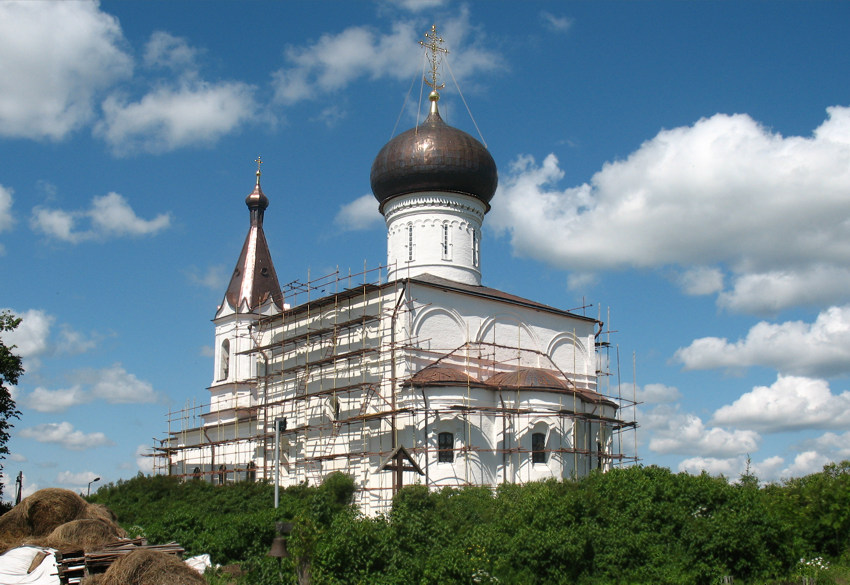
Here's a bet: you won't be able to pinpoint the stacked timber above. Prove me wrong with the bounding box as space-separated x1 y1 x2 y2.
55 539 185 584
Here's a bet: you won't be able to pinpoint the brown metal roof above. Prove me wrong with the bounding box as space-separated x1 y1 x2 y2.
223 179 282 312
407 364 483 386
484 368 568 390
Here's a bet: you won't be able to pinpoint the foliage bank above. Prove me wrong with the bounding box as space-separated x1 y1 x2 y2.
90 463 850 585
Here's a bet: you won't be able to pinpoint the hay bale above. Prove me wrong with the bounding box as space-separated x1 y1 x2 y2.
83 503 119 524
0 488 88 539
99 549 206 585
43 518 125 551
0 488 123 554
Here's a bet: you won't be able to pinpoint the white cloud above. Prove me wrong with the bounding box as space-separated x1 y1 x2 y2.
80 364 159 404
144 31 199 72
0 472 37 503
678 455 786 482
781 451 831 478
31 192 171 243
0 184 13 234
566 272 598 292
541 12 572 33
187 264 229 290
56 470 99 487
712 375 850 432
386 0 447 12
676 305 850 377
797 431 850 464
636 383 681 404
0 0 132 140
22 364 159 413
1 309 52 359
678 456 745 478
272 11 500 105
96 81 259 155
23 386 86 413
489 107 850 313
136 444 154 474
8 453 26 463
19 422 112 450
719 265 850 313
646 410 759 457
334 194 383 231
677 266 724 296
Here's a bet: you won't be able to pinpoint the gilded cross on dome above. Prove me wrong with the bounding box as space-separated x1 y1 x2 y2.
420 24 447 93
255 155 263 185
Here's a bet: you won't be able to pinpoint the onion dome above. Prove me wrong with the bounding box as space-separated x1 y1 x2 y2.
370 91 498 210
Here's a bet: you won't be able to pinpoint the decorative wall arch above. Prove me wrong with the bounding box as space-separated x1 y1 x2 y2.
412 306 467 353
476 313 541 366
547 332 589 375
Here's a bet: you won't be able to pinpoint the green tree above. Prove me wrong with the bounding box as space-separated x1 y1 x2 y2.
0 311 23 501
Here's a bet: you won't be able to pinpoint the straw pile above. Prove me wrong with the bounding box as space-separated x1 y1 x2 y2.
0 488 125 553
92 549 205 585
44 518 125 551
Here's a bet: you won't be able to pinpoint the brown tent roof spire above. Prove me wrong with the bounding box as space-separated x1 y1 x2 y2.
223 157 282 312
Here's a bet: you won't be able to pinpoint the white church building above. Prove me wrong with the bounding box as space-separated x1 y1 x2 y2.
156 31 634 514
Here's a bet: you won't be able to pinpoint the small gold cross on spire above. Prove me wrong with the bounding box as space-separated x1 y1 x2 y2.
254 155 263 186
420 24 448 93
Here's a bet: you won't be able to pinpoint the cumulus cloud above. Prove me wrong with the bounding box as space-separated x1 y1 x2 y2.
56 470 99 487
781 451 831 478
334 194 383 231
677 266 724 296
0 0 132 140
1 309 52 359
675 305 850 377
144 31 199 71
0 184 13 235
636 383 681 404
31 193 171 243
645 409 759 457
272 10 500 105
22 364 160 413
712 375 850 432
96 81 259 155
23 386 86 413
0 308 96 373
136 444 154 474
678 456 746 478
489 107 850 313
19 422 112 450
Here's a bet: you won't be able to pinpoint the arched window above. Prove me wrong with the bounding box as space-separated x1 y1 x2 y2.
246 461 256 482
407 223 415 262
219 339 230 380
441 223 450 259
218 464 226 485
472 229 480 268
438 432 454 463
532 432 546 464
192 466 201 480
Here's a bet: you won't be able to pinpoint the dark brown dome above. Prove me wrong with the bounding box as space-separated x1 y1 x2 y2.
370 99 498 209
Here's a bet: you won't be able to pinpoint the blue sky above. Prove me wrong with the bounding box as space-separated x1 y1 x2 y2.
2 0 850 498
